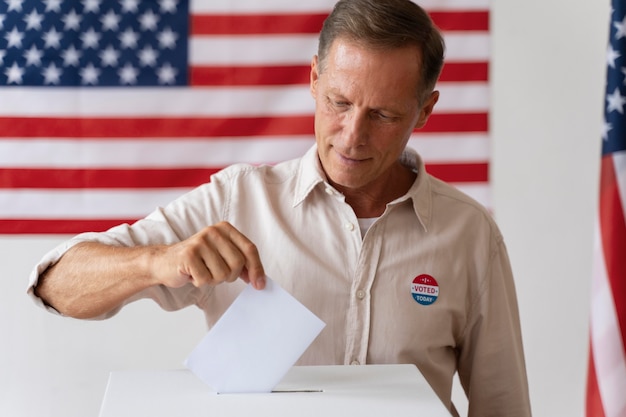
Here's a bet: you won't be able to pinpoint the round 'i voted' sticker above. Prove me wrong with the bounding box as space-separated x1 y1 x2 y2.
411 274 439 306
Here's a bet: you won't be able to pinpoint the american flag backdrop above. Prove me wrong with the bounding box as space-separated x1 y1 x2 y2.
0 0 490 235
586 1 626 416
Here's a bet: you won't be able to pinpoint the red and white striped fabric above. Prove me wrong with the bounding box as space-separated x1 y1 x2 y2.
587 152 626 417
586 1 626 415
0 0 490 234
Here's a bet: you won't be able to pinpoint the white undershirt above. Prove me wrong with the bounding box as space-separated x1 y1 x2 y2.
357 217 378 238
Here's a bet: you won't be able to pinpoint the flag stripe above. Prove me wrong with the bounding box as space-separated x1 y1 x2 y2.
590 215 626 417
408 134 490 162
0 87 315 116
190 0 490 13
0 168 219 189
189 62 488 86
426 162 488 183
0 113 488 138
0 219 136 235
191 13 328 35
0 163 488 189
390 0 490 8
0 183 490 222
586 343 607 417
0 137 317 167
189 33 489 65
0 134 489 168
190 11 488 35
0 116 315 137
439 62 489 82
429 11 489 31
190 65 311 86
0 189 188 218
0 84 488 116
599 155 626 347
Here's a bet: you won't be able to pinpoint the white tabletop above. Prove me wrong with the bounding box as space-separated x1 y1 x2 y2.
98 364 451 417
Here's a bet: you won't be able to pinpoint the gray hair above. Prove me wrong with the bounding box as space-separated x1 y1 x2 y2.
318 0 445 102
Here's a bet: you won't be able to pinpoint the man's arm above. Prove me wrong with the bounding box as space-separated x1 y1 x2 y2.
34 222 266 319
457 236 530 416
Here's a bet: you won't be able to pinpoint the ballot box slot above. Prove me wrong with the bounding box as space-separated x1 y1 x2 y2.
271 390 324 393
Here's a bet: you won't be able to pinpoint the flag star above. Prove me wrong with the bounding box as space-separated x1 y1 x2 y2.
138 45 159 67
99 45 120 67
614 15 626 40
5 27 24 48
43 0 62 13
0 14 5 30
118 62 138 84
80 62 100 84
607 45 621 69
23 9 44 30
119 28 139 49
62 45 82 66
0 49 5 65
62 9 82 31
42 62 62 84
159 0 177 13
81 27 101 49
120 0 139 13
43 27 62 49
7 0 24 13
157 62 177 84
82 0 101 14
24 44 43 66
157 27 178 49
101 10 121 31
607 87 626 114
601 120 613 141
5 62 24 84
139 9 160 31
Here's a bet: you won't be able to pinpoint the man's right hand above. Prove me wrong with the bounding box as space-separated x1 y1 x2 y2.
35 221 265 319
152 222 266 290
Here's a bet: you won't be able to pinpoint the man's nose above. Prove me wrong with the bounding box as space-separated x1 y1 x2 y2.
341 110 369 147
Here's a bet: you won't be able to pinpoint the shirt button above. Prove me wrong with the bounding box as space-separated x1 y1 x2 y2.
356 290 365 300
351 360 360 365
344 222 355 231
325 187 335 195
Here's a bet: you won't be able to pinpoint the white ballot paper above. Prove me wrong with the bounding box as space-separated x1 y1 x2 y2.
184 277 325 393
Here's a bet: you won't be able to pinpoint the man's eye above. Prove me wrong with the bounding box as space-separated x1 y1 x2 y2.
325 96 348 110
374 111 394 121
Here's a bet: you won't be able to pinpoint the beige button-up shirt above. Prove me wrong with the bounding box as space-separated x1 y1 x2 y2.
28 145 531 416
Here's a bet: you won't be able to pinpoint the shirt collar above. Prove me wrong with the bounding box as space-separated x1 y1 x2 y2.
293 145 432 232
293 144 326 207
394 147 432 232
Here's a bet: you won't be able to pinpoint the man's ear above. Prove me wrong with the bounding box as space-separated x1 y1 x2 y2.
414 90 439 129
310 55 320 99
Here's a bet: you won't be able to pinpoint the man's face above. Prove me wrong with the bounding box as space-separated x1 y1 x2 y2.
310 38 438 193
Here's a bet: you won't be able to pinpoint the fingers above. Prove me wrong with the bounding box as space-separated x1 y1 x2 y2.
172 222 265 290
222 224 266 290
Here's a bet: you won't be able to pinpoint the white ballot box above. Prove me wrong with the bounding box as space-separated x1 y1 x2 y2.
98 364 451 417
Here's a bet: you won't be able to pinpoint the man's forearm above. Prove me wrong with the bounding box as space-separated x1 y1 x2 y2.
34 223 266 319
34 242 160 319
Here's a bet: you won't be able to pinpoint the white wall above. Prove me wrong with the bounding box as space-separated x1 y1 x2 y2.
491 0 608 415
0 0 609 415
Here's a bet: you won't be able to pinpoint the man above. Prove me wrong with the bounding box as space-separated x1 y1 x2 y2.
28 0 531 415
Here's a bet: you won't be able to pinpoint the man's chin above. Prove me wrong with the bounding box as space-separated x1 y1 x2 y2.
327 174 368 191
